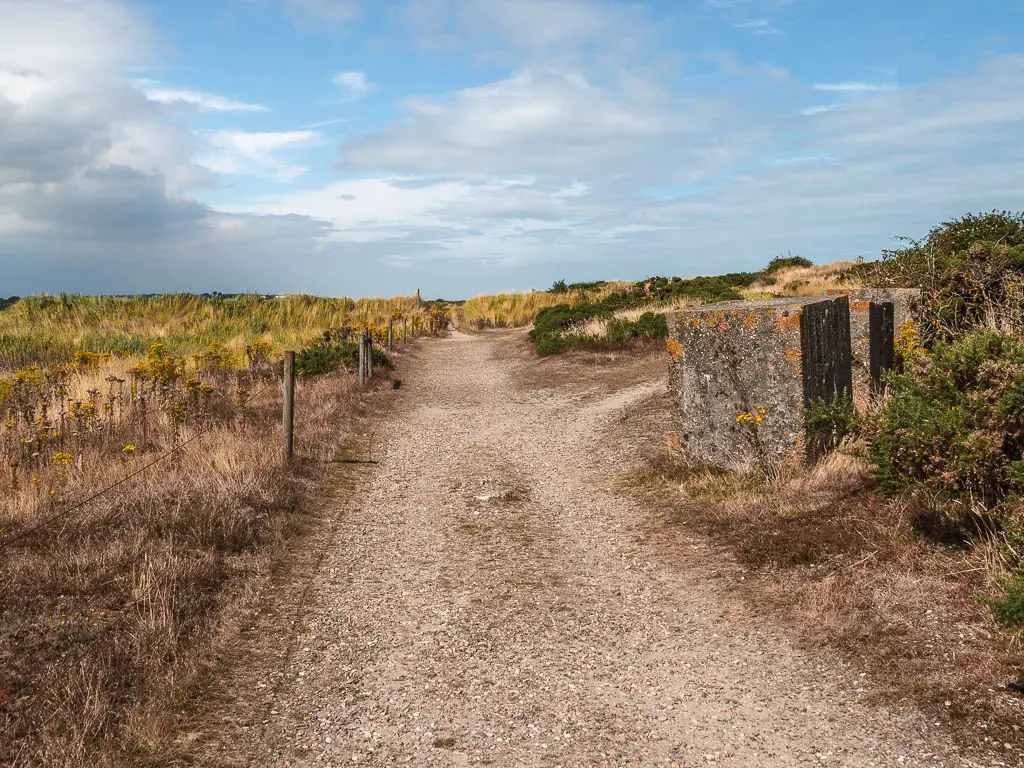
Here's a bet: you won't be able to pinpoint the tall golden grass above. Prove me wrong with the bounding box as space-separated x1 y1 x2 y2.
0 293 425 764
0 340 399 765
0 294 431 368
453 282 631 329
740 260 863 299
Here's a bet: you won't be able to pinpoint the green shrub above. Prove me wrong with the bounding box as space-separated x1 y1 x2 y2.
762 254 813 276
804 389 857 457
868 331 1024 507
992 573 1024 629
606 312 669 343
869 211 1024 343
529 275 740 356
873 211 1024 289
290 340 390 377
636 275 743 304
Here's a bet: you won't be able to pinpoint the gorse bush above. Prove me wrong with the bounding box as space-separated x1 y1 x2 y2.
528 274 745 355
869 211 1024 343
606 312 668 344
873 211 1024 289
749 254 816 288
868 331 1024 508
993 573 1024 628
804 390 857 458
295 342 390 377
762 254 814 278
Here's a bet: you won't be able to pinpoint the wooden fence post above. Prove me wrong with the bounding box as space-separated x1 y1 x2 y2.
282 350 295 463
358 333 366 387
403 317 408 342
367 329 375 378
388 318 393 352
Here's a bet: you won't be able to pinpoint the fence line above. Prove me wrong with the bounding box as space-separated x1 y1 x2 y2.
0 316 441 551
0 314 450 553
0 377 280 553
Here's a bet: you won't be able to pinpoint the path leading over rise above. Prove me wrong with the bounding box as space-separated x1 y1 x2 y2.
231 330 994 767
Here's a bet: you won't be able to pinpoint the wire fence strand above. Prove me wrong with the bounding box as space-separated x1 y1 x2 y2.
0 380 277 553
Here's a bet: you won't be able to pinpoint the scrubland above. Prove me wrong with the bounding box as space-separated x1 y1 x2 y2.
4 210 1024 763
0 293 435 369
454 257 862 356
625 211 1024 748
0 296 424 765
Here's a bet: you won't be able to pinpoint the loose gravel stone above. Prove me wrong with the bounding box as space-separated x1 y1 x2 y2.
228 330 1008 767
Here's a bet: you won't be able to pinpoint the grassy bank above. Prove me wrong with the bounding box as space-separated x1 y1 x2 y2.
527 259 861 356
0 341 403 765
0 293 427 765
0 293 435 369
631 211 1024 752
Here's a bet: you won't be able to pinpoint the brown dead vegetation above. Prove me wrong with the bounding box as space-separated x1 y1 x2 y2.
624 438 1024 752
0 359 402 767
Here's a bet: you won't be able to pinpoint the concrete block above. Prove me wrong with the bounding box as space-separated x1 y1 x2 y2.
667 296 853 468
827 288 919 405
826 287 920 331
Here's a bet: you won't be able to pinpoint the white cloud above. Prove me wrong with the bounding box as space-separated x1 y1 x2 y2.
0 68 53 106
3 0 1024 299
735 18 779 34
800 104 837 116
332 71 374 101
136 80 268 112
706 0 795 36
813 81 899 93
200 130 323 182
210 52 1024 283
301 117 350 129
343 67 743 181
0 0 212 237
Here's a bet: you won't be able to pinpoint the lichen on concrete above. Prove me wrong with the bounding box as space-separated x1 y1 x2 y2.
828 288 919 406
667 296 853 468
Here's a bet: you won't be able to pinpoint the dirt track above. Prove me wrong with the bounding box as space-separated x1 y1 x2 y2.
206 330 1007 767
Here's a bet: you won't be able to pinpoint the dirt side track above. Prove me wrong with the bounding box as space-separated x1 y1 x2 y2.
186 329 1012 767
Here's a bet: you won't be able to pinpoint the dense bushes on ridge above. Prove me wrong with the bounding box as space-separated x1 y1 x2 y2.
857 211 1024 626
530 274 746 355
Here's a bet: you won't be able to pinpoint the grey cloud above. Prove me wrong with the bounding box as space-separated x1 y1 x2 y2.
9 166 208 241
0 0 380 295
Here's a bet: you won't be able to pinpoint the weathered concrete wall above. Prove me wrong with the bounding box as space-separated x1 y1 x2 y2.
667 296 853 468
827 288 919 406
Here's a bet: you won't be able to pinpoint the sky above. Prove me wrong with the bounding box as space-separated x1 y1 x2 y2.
1 0 1022 299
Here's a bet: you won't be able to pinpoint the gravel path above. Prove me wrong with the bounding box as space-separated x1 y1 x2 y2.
241 330 1007 767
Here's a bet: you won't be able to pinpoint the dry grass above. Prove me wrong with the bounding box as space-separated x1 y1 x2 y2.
454 283 632 330
740 260 864 299
0 294 432 368
454 260 864 333
0 352 400 766
565 299 699 340
624 445 1024 751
